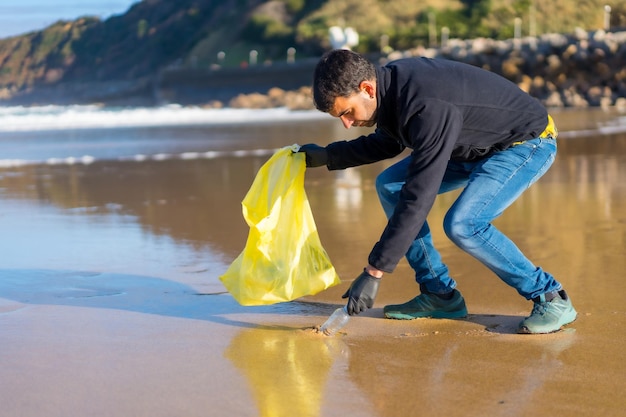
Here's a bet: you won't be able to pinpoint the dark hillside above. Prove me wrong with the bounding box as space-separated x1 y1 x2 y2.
0 0 266 90
64 0 262 81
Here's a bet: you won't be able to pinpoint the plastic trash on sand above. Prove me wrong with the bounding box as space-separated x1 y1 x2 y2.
219 145 341 306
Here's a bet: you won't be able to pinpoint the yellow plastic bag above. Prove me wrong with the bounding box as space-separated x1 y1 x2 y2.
220 145 340 306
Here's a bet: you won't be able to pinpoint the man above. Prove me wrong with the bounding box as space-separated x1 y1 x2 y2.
298 49 577 334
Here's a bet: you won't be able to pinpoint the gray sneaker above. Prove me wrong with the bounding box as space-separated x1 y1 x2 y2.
517 290 577 334
384 290 468 320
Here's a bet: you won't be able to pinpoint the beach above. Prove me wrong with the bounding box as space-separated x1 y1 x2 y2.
0 106 625 416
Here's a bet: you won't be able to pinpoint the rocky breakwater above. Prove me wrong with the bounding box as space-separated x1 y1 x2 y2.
230 29 626 110
387 28 626 109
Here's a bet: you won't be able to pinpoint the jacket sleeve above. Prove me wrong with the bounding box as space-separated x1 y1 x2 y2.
325 129 405 170
368 101 463 272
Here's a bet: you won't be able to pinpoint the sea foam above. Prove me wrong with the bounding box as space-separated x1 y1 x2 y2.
0 104 327 132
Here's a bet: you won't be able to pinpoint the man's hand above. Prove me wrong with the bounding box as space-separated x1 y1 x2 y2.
297 144 328 167
342 269 381 315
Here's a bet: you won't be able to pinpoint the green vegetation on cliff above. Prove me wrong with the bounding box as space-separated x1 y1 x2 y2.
0 0 624 99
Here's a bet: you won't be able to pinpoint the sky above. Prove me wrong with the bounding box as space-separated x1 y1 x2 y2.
0 0 140 39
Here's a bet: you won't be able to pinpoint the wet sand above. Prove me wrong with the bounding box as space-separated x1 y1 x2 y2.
1 109 625 416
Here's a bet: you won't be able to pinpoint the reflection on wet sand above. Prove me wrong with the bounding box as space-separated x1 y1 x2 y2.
343 329 579 417
225 327 346 417
0 158 263 257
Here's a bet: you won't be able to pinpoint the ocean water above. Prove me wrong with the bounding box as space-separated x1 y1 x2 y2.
2 104 626 165
0 105 330 166
0 104 624 304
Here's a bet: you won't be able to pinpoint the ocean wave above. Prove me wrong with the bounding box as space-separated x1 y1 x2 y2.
0 104 328 132
1 104 626 168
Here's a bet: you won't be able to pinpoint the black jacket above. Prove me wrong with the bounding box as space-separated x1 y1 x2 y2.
325 57 549 273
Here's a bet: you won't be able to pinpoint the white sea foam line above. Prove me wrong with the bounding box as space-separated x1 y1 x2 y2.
250 149 274 156
180 152 200 159
0 148 283 168
232 150 249 157
0 159 29 168
151 153 172 161
557 125 626 138
202 151 221 158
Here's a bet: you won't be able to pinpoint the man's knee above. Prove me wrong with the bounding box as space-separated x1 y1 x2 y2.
443 210 476 245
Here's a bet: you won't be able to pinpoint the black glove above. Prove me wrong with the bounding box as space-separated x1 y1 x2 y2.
297 143 328 167
342 270 381 315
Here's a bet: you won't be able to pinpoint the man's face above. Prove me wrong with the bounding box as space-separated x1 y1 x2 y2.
328 82 377 129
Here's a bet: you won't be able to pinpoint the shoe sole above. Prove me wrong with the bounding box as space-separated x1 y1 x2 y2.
384 308 468 320
517 310 578 334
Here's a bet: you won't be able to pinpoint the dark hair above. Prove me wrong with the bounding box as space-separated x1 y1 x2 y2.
312 49 376 113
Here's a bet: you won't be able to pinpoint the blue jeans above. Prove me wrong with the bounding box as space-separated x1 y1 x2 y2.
375 138 561 300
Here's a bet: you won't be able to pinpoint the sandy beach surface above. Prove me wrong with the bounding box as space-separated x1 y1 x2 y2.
0 107 625 416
